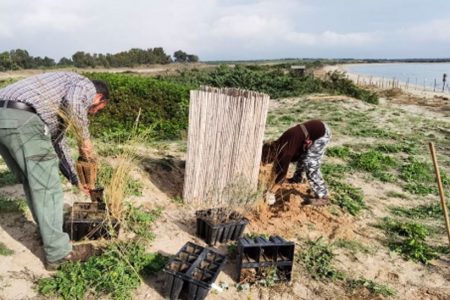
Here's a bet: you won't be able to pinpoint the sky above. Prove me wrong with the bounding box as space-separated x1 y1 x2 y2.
0 0 449 61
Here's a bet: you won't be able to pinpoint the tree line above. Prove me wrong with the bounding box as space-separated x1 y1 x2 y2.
0 48 199 71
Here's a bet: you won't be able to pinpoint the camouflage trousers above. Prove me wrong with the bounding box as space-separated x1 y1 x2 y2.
292 124 331 198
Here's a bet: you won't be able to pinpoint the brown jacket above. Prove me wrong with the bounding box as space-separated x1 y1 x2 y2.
263 120 325 184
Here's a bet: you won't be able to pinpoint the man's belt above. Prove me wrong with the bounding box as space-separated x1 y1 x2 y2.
0 100 37 114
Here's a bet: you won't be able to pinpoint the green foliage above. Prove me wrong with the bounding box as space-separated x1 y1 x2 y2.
377 218 438 264
350 150 397 173
349 127 397 139
326 146 352 159
328 179 366 215
0 196 27 213
38 242 167 300
390 202 450 219
85 73 191 141
346 278 396 297
321 163 352 179
376 142 417 154
0 170 18 187
96 161 143 197
0 78 20 88
400 159 433 183
298 238 343 280
0 242 14 256
325 71 379 104
126 205 162 240
163 64 377 102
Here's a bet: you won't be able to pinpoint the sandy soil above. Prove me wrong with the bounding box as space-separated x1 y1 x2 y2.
1 67 450 300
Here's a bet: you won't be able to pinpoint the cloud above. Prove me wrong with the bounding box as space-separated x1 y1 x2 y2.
21 8 89 31
286 31 377 47
399 18 450 43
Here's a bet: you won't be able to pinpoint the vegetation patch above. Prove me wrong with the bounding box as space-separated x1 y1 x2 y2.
0 170 18 187
0 196 27 213
346 277 396 297
38 242 168 300
328 179 365 216
0 242 14 256
298 239 395 297
97 161 143 197
334 239 371 254
326 146 352 159
390 202 450 219
298 238 343 281
125 205 162 240
377 217 438 264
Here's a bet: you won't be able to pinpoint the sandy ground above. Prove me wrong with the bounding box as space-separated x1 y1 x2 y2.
1 66 450 299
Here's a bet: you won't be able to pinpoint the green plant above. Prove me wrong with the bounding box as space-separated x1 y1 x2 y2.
38 242 167 300
85 72 191 141
0 242 14 256
0 196 27 213
0 170 17 187
321 163 352 179
350 150 397 173
96 161 143 197
377 218 438 264
125 205 162 240
327 179 366 215
390 202 450 219
346 277 396 297
298 238 343 280
326 146 352 159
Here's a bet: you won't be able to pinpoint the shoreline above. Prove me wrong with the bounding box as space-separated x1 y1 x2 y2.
324 64 450 99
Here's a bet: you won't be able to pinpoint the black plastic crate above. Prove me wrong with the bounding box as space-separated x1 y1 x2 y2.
236 235 294 282
63 202 120 241
196 208 248 245
163 242 226 300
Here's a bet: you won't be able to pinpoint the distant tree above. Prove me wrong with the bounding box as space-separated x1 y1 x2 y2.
72 51 95 68
187 54 199 63
58 57 73 66
10 49 32 69
174 50 188 63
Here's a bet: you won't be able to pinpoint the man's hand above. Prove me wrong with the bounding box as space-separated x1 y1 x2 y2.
78 183 90 195
79 139 96 162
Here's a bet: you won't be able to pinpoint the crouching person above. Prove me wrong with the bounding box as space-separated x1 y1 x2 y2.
0 72 109 270
261 119 331 206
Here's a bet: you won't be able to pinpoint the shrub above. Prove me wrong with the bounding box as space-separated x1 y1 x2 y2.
85 73 190 141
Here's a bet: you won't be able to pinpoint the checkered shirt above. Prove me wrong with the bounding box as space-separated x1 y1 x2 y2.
0 72 96 185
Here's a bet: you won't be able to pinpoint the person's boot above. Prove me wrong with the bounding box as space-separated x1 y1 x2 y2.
45 243 96 271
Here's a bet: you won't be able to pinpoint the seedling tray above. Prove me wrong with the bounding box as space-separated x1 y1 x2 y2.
163 242 226 300
196 208 248 245
236 235 294 282
63 202 119 241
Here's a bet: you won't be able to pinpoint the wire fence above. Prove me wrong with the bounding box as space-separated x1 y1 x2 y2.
354 75 450 94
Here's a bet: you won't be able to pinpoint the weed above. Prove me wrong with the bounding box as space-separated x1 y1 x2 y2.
0 196 27 213
0 170 17 187
38 242 167 300
346 277 396 297
377 218 438 264
125 205 162 240
97 161 143 197
297 238 343 280
172 196 184 205
404 183 435 196
321 163 351 180
390 202 450 219
327 179 365 216
350 150 396 173
373 171 397 183
400 159 433 183
326 146 352 159
0 242 14 256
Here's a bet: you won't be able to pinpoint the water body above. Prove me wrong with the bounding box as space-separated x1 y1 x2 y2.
344 63 450 91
